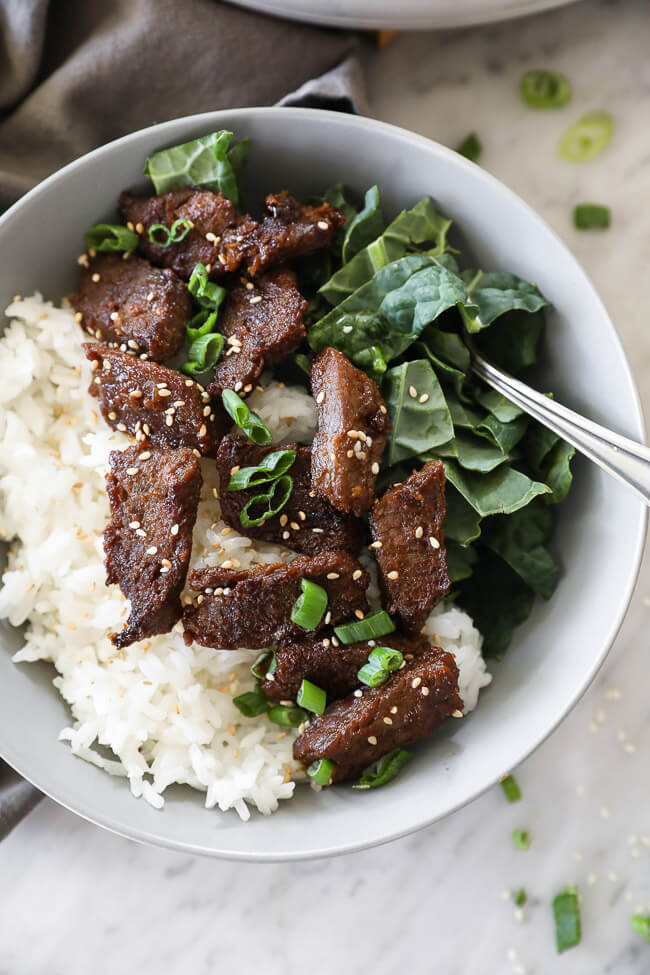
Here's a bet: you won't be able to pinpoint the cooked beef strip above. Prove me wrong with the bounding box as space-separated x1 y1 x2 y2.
261 631 430 704
119 187 258 281
215 436 363 556
246 192 345 276
84 344 228 457
119 188 343 282
369 460 450 633
69 253 191 362
293 646 462 782
311 347 390 517
104 445 201 648
183 552 369 650
207 268 307 398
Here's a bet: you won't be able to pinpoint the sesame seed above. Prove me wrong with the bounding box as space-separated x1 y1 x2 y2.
205 231 218 242
317 220 329 231
221 560 234 569
408 385 417 399
421 686 430 696
369 540 382 549
146 546 158 555
312 527 324 533
322 638 331 649
160 558 172 569
316 390 325 404
419 393 429 404
326 573 340 580
282 531 290 540
126 466 138 475
108 411 117 420
367 735 377 745
165 414 173 426
245 282 254 291
451 708 463 717
387 570 399 580
138 451 151 460
383 717 393 725
185 379 194 387
127 339 138 350
354 609 365 620
170 524 179 536
158 389 172 397
135 222 144 234
342 325 353 334
411 677 422 688
91 273 101 283
279 514 288 527
352 569 362 580
390 706 398 714
129 521 140 529
371 462 380 475
346 450 354 458
234 381 243 392
135 528 146 537
380 404 387 414
354 690 363 698
429 536 440 549
249 295 262 305
415 526 424 538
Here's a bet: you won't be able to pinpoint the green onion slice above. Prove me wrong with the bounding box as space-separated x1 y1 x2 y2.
357 662 390 687
228 449 296 490
291 579 328 630
85 223 139 252
308 758 335 786
500 773 522 802
267 704 308 727
357 645 403 687
513 829 531 850
222 389 273 446
181 332 224 376
353 749 413 790
456 133 482 163
559 111 614 162
515 889 527 907
334 609 395 645
296 678 327 715
148 218 192 247
188 262 228 310
232 684 268 717
520 69 572 109
631 915 650 942
250 648 276 680
240 475 293 528
553 886 581 953
186 309 219 343
573 203 610 229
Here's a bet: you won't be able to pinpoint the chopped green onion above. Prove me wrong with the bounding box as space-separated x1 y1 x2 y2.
456 133 482 163
188 262 228 310
233 684 268 717
250 648 275 680
631 915 650 942
267 704 308 727
500 773 522 802
291 579 328 630
308 758 335 785
295 353 312 377
514 889 527 907
353 749 413 790
553 886 581 953
357 661 390 687
147 218 192 247
228 449 296 490
520 69 572 109
222 389 272 446
186 309 219 343
573 203 610 229
181 332 224 376
513 829 531 850
85 223 138 252
296 678 327 715
240 475 293 528
559 110 614 162
334 609 395 645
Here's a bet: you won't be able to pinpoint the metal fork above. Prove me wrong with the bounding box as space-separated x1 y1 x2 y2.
463 332 650 506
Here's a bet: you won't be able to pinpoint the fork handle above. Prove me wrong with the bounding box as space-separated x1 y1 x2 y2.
469 347 650 506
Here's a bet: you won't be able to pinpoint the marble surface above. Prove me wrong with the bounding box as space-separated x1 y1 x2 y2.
1 1 649 972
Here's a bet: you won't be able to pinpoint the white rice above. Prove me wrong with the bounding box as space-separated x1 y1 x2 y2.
0 295 491 820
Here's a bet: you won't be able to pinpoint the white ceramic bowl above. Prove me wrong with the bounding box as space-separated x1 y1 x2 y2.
0 108 645 860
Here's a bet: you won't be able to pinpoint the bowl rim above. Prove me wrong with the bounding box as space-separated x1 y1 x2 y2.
0 106 646 860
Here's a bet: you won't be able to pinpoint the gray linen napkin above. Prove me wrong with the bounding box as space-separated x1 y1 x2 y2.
0 0 364 839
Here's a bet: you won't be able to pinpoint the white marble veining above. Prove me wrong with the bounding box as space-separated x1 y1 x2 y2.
1 1 649 972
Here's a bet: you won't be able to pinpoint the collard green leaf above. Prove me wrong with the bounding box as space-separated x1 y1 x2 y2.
342 185 385 264
445 392 484 430
308 255 468 378
524 424 575 503
383 360 453 465
482 503 559 599
444 486 482 546
475 388 524 423
451 430 509 472
444 459 551 517
143 130 246 207
319 197 451 306
476 412 529 455
457 550 535 657
460 270 550 333
446 541 478 583
476 309 545 374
